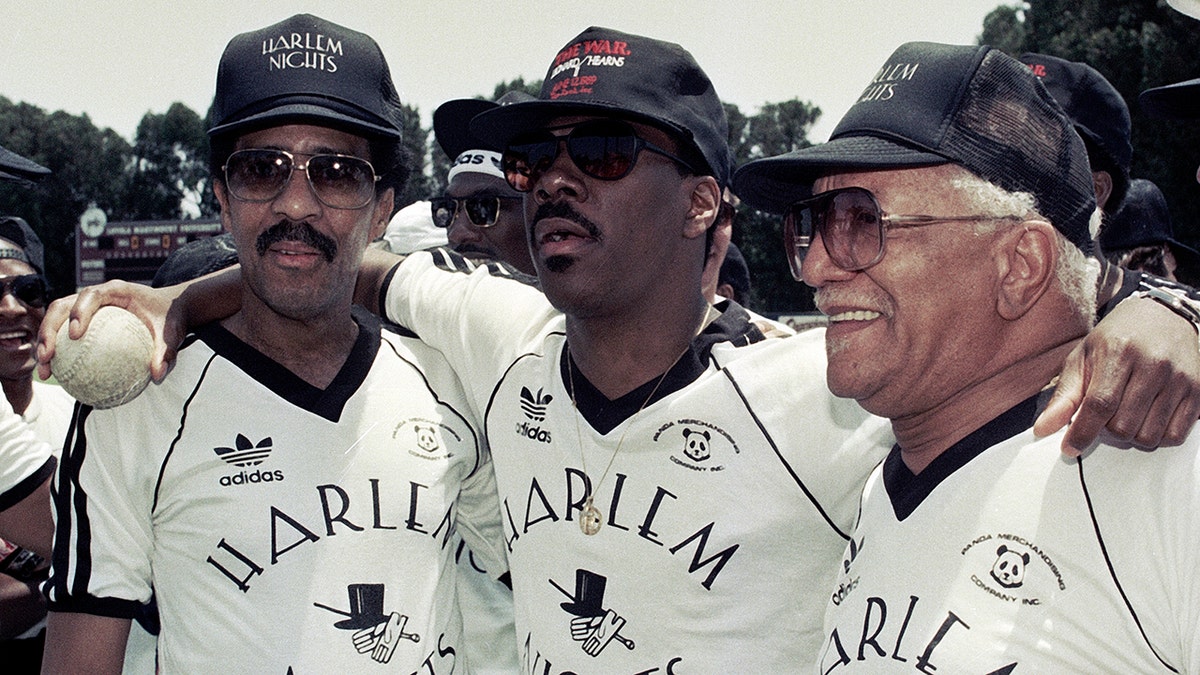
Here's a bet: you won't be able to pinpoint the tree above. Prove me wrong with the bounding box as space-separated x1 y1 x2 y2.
394 102 433 210
979 0 1200 250
0 97 130 297
728 98 823 313
119 102 210 221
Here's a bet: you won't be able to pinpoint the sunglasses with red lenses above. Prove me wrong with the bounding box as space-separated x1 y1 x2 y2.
501 119 697 192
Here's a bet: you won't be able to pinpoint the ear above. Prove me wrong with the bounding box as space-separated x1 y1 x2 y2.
996 221 1057 321
213 179 234 234
369 188 395 241
683 176 721 240
1092 170 1113 212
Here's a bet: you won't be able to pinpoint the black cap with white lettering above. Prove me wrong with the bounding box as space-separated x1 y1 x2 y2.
734 42 1096 253
208 14 404 141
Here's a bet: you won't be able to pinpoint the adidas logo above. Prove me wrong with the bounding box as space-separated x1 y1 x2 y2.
215 435 284 487
519 387 552 421
215 434 273 467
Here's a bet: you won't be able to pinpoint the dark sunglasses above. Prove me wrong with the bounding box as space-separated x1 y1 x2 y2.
223 149 380 210
430 196 523 229
783 186 1024 280
501 119 697 192
0 274 48 308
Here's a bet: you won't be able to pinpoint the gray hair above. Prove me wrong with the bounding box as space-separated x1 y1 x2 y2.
950 170 1100 323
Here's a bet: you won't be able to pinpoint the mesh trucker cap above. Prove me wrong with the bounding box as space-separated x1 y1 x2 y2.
1018 53 1131 207
0 216 45 274
469 26 731 186
208 14 405 140
733 42 1097 252
0 144 50 185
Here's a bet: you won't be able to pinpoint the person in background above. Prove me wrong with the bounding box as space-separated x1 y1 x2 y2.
429 91 536 275
0 216 71 669
1101 177 1200 286
0 148 57 674
1019 52 1144 309
714 242 751 306
735 41 1200 671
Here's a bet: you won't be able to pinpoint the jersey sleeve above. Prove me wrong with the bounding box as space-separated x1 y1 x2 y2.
1085 433 1200 672
382 249 560 404
45 403 158 618
0 393 54 512
451 444 508 581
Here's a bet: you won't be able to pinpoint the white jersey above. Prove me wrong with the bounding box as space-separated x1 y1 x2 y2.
382 250 891 672
0 392 52 513
24 381 74 455
46 309 507 673
819 394 1200 673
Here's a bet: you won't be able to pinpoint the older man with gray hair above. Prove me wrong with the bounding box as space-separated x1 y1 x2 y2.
735 41 1200 671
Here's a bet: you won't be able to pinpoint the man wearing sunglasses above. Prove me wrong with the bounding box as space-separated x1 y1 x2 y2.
40 15 505 673
0 216 73 669
735 42 1200 671
429 92 535 275
0 152 61 672
38 28 1200 672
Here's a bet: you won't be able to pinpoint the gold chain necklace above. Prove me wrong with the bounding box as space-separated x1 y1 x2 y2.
567 306 715 536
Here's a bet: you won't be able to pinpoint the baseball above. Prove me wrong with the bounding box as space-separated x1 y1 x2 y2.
51 306 154 409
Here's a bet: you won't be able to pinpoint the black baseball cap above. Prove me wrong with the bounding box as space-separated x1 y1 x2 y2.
208 14 405 141
0 216 45 274
434 91 537 159
152 233 239 288
470 26 731 186
1099 178 1200 267
0 144 50 185
734 42 1097 253
1140 78 1200 119
1019 53 1131 207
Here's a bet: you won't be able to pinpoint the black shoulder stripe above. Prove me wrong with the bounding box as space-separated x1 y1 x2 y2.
1077 458 1180 673
721 367 853 541
152 352 219 513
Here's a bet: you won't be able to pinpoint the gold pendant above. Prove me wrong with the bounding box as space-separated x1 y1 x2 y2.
579 502 603 535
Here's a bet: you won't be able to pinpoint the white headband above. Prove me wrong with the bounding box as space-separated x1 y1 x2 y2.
447 150 504 182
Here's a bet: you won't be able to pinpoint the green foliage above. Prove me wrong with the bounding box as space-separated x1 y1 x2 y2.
120 102 209 222
0 97 131 296
985 0 1200 251
725 98 822 313
395 102 433 210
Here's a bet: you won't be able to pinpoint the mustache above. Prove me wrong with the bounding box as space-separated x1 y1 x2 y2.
812 287 891 315
255 221 337 263
529 201 602 246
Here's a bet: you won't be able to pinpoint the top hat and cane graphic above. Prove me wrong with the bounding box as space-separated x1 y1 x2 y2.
315 583 420 664
551 569 636 657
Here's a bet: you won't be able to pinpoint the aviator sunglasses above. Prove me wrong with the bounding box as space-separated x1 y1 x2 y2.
783 186 1025 280
501 119 698 192
222 149 380 210
430 196 523 229
0 274 48 309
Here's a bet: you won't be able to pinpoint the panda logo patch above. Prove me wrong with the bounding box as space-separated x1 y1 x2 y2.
990 545 1030 589
682 428 711 462
414 424 440 454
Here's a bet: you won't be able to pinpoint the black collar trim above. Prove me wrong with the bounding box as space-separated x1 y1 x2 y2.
561 303 766 434
884 392 1043 521
194 306 381 422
